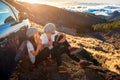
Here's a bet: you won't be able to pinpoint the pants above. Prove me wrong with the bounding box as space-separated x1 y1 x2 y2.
51 40 80 66
35 48 50 65
35 41 80 66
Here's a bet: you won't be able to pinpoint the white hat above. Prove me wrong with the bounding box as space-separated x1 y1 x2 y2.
26 27 38 38
43 23 56 33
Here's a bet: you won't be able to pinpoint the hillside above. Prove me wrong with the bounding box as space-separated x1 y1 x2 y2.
6 0 106 34
92 20 120 31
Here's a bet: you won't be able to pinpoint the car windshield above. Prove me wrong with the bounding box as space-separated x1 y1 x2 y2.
0 1 16 25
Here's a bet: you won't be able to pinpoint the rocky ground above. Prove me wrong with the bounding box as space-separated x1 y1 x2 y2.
66 33 120 74
10 23 120 80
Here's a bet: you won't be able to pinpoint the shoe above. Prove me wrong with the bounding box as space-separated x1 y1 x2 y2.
70 47 83 55
79 60 93 67
58 65 68 73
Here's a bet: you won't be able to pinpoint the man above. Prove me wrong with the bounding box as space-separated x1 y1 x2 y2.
39 23 92 72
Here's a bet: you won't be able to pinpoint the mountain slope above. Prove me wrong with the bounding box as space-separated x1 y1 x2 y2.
107 11 120 21
92 20 120 31
6 0 106 34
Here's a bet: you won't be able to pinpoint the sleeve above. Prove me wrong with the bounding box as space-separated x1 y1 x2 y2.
54 31 59 35
51 31 59 41
27 41 34 52
40 35 45 44
27 41 36 64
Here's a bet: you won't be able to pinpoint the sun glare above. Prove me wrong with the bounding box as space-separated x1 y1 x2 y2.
17 0 39 3
17 0 60 6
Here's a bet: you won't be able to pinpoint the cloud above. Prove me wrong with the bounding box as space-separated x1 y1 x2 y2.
71 0 120 4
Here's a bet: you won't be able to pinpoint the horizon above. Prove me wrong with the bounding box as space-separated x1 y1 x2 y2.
17 0 120 5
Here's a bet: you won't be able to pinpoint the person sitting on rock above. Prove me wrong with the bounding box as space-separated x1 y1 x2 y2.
26 27 42 64
26 27 53 68
39 23 92 73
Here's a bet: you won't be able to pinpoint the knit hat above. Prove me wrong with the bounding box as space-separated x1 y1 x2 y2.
26 27 38 38
43 23 56 33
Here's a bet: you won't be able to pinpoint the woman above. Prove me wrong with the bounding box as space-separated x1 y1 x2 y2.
40 23 92 72
26 27 50 65
26 27 41 64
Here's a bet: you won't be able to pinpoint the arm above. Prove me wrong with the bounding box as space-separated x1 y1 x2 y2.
57 32 66 43
31 44 41 56
28 39 42 56
42 41 53 49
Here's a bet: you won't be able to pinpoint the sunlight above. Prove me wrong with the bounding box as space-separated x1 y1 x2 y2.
17 0 40 3
17 0 62 7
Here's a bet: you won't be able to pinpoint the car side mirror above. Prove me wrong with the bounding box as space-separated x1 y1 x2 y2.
19 12 28 21
4 16 15 23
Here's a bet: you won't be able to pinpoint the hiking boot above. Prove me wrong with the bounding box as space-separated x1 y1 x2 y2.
58 65 68 73
79 59 93 67
69 47 83 55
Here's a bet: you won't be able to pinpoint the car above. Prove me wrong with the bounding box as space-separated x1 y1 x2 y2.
0 0 31 38
0 0 30 80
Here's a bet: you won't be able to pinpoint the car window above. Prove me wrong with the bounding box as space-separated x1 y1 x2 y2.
0 1 17 25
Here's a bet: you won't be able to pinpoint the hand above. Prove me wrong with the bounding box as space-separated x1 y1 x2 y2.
58 33 66 43
34 33 40 44
48 41 53 46
59 39 66 43
32 44 41 56
37 43 42 51
79 60 93 67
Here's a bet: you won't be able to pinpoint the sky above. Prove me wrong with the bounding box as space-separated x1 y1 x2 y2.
18 0 120 4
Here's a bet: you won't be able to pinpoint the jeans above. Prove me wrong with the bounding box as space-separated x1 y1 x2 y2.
35 48 50 65
51 40 80 66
